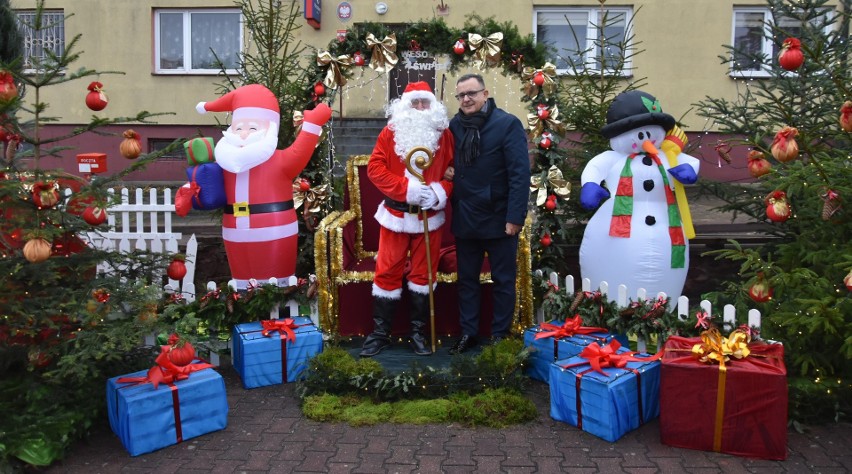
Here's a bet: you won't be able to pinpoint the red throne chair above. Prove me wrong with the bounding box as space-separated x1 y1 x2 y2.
315 155 534 338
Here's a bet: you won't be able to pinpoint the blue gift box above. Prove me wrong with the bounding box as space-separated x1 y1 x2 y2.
232 317 323 389
549 351 661 442
106 366 229 456
523 322 627 383
186 162 226 210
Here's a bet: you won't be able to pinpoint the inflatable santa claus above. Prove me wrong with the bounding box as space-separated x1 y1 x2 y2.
195 84 331 289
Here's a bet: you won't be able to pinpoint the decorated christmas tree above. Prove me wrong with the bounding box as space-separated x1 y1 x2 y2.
694 0 851 422
0 1 180 467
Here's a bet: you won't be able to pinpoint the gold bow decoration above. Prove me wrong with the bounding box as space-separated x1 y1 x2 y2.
527 104 565 139
521 63 557 98
365 33 398 73
530 165 571 206
316 51 352 89
293 181 330 231
467 32 503 69
691 328 751 367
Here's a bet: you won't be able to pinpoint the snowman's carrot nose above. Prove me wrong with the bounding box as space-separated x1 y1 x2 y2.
642 140 659 155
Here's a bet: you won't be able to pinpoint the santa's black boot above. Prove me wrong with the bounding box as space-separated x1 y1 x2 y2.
409 292 433 356
359 297 396 357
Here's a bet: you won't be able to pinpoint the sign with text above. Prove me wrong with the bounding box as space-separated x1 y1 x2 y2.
305 0 321 29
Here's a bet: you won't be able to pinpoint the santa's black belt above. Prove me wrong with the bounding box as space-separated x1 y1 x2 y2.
224 200 294 217
384 198 421 214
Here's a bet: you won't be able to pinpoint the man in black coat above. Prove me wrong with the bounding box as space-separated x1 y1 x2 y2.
447 73 531 354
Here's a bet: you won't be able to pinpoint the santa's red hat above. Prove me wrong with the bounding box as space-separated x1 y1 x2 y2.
401 81 436 102
195 84 280 125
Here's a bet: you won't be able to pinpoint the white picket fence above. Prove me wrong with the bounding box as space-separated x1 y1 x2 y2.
534 270 763 352
64 187 198 302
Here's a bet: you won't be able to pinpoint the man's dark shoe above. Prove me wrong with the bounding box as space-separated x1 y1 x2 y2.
410 333 432 356
448 335 478 354
359 335 391 357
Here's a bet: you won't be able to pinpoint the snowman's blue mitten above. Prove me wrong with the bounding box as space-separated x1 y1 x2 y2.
669 164 698 184
580 182 610 210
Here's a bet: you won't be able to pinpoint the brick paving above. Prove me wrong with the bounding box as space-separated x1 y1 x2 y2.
46 364 852 474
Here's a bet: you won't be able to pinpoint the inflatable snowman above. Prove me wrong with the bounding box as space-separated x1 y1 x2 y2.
578 90 699 302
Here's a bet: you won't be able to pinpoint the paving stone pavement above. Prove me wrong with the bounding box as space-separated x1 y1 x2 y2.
46 364 852 474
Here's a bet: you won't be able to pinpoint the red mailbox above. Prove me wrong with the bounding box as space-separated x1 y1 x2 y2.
76 153 107 174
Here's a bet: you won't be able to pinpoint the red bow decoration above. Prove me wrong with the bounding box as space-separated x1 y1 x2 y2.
695 310 711 329
260 318 301 343
116 347 214 389
535 315 606 340
563 340 662 376
174 182 200 217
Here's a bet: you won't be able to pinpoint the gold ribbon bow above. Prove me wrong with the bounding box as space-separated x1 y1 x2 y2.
521 63 557 98
293 181 329 223
467 32 503 69
530 165 571 206
316 51 352 89
691 328 751 367
365 33 398 73
527 105 565 139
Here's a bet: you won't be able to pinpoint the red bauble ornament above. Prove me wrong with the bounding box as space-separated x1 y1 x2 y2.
313 82 325 97
536 104 550 120
540 233 552 247
85 81 109 111
539 132 552 150
298 178 311 192
32 181 60 209
453 39 466 55
533 71 545 87
0 70 17 103
748 274 773 303
840 101 852 133
545 195 557 211
778 38 804 71
353 51 365 66
747 150 772 178
82 206 107 226
844 270 852 292
166 333 196 367
409 40 421 51
765 190 792 222
167 256 187 280
770 126 799 163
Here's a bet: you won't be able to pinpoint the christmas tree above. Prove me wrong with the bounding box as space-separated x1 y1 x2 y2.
694 0 851 422
0 1 180 467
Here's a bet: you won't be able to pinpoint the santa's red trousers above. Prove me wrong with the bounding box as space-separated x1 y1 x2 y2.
374 225 443 293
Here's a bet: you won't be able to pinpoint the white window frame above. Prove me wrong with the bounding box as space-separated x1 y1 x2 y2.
730 7 835 78
15 9 65 73
533 6 633 76
153 8 243 75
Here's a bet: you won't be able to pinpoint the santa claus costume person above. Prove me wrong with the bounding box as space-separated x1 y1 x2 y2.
196 84 332 289
360 82 455 357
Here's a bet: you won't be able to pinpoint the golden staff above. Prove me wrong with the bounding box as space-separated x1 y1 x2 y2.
405 146 436 353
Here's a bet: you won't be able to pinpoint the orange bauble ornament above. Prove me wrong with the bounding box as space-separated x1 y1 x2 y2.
765 190 792 222
839 101 852 132
778 38 804 71
120 129 142 159
23 238 52 263
85 81 109 111
770 126 799 163
747 150 772 178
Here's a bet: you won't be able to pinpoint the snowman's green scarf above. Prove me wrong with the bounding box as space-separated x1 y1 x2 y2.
609 152 686 268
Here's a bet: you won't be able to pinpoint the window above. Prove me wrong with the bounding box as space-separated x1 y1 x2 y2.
154 9 242 74
148 139 183 160
15 9 65 72
731 8 833 76
534 7 632 75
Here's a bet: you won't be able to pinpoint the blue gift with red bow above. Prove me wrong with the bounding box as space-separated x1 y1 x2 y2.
106 352 228 456
523 315 628 383
549 340 661 442
232 316 323 389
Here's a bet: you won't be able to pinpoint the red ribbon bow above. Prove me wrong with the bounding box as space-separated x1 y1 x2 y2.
260 318 300 343
535 315 606 340
116 347 214 389
563 340 663 376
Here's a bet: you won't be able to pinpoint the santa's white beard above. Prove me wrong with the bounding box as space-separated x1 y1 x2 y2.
215 123 279 173
388 105 448 169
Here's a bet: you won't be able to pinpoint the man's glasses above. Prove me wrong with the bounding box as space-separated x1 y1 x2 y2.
454 89 484 101
410 98 431 106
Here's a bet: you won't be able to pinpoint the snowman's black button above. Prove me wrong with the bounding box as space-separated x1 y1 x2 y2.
642 156 653 166
643 179 654 192
645 215 656 226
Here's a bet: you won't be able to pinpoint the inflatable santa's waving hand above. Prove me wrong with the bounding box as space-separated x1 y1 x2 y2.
195 84 331 289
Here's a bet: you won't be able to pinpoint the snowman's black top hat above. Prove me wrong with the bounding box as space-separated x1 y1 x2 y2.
601 90 675 139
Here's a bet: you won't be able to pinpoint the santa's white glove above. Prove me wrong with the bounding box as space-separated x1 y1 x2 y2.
419 186 439 210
